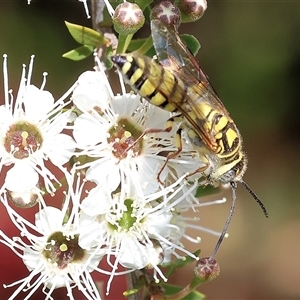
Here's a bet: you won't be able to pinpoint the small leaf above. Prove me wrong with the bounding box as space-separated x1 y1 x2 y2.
105 46 114 69
135 0 153 11
127 38 148 52
181 34 201 56
65 21 109 47
62 45 94 61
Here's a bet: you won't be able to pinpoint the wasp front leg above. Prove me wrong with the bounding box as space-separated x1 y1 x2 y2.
156 115 186 184
184 126 211 180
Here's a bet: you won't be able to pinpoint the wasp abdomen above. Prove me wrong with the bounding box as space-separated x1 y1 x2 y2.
111 54 188 112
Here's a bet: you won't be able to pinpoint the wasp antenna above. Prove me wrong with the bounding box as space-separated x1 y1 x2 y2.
240 180 268 218
209 182 237 260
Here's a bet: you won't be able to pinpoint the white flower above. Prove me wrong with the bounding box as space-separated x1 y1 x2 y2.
72 68 180 195
78 176 202 294
0 55 76 198
72 65 206 196
0 177 105 300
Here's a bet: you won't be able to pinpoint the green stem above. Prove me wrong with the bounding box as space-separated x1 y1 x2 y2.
164 277 205 300
135 35 153 55
117 33 134 53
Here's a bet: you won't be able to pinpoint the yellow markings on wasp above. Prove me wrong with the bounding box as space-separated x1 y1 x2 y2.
130 68 143 86
215 116 227 132
139 78 156 97
226 128 239 148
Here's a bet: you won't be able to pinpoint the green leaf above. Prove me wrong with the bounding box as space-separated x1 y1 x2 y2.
62 45 94 61
162 283 205 300
65 21 109 47
195 185 221 198
135 0 153 11
105 45 114 70
164 249 200 278
181 34 201 56
127 38 148 52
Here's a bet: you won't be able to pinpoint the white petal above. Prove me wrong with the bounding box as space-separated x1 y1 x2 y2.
73 113 106 146
72 71 111 112
44 133 76 166
35 206 63 232
23 247 42 271
81 186 112 216
86 160 120 191
24 85 55 121
118 238 149 269
5 163 38 193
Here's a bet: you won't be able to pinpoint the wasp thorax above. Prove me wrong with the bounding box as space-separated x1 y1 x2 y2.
42 232 85 269
4 121 43 159
107 118 143 160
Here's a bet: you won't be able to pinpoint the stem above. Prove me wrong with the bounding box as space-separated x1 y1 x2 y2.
135 35 153 55
117 34 134 53
126 271 143 300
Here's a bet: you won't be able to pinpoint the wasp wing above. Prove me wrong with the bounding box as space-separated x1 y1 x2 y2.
151 19 231 119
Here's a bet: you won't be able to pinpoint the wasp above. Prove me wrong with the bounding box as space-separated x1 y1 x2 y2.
111 19 268 259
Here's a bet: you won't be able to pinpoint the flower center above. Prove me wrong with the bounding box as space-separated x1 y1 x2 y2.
107 118 143 159
109 199 137 232
4 121 43 159
43 231 85 269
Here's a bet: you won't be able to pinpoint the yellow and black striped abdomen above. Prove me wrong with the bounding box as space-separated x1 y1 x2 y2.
111 54 188 112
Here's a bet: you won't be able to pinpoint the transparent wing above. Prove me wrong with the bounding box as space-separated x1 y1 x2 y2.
151 19 231 119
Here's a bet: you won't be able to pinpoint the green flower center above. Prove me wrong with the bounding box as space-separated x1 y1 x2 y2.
109 199 137 232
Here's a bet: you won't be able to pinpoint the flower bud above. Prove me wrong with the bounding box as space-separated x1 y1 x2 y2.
194 257 220 281
151 1 181 29
175 0 207 22
112 2 145 35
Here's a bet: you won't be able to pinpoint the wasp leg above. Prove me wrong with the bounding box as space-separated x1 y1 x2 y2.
157 126 183 185
120 115 182 162
120 126 172 159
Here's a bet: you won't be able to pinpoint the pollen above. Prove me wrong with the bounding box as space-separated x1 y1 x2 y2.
42 232 85 269
59 244 68 252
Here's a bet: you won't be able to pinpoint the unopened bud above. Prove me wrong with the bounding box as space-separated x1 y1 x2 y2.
194 257 220 281
175 0 207 22
151 1 181 28
113 2 145 35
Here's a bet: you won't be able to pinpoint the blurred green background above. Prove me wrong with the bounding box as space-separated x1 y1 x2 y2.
0 0 299 299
